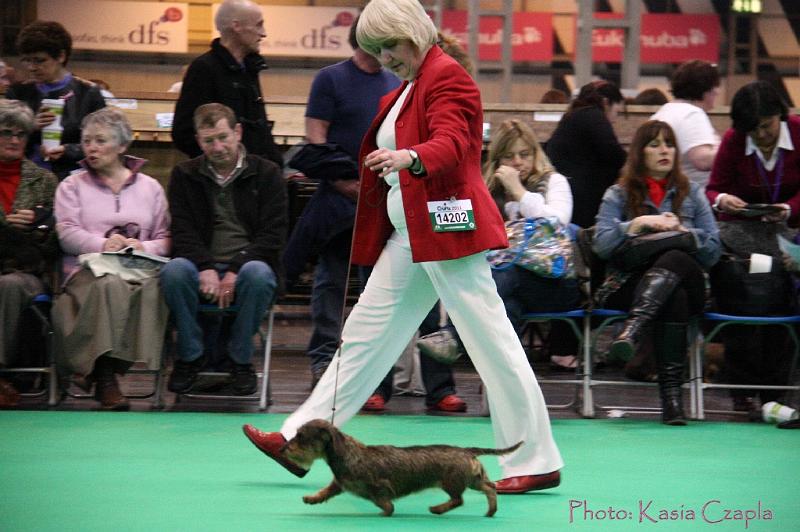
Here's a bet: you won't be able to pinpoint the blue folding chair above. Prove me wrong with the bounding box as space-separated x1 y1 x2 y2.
692 312 800 419
0 293 59 406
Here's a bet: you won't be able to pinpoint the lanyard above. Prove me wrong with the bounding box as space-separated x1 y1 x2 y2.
754 149 784 204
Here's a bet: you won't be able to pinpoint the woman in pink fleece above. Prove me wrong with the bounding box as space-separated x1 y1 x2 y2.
52 108 170 410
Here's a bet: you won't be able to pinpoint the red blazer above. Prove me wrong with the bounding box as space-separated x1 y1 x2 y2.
352 46 507 265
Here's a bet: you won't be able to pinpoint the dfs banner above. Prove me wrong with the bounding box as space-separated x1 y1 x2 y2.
591 14 720 63
38 0 188 53
212 5 360 58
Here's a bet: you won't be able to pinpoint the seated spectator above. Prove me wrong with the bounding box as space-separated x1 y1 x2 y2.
417 119 581 366
706 80 800 416
5 21 105 179
652 60 720 189
632 88 668 106
0 59 15 91
52 108 170 410
160 103 287 396
546 80 627 228
593 120 721 425
540 88 569 104
0 100 58 407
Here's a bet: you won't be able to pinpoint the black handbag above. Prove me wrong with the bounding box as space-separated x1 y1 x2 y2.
710 254 796 316
611 230 697 271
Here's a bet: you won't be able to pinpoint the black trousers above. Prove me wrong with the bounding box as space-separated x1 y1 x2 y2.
604 250 706 322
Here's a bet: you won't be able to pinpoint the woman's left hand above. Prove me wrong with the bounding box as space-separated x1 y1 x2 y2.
364 148 413 179
762 203 790 223
494 165 527 201
124 238 144 251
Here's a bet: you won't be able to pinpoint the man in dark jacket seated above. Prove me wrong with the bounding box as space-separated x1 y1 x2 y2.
160 103 287 395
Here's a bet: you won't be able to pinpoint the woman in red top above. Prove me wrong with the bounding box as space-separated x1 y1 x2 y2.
244 0 563 495
706 81 800 415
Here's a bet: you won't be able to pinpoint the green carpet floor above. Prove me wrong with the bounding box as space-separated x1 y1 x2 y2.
0 412 796 531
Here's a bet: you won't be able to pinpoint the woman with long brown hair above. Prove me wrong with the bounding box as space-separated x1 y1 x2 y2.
592 120 720 424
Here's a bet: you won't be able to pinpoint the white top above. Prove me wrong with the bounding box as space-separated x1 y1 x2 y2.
502 172 573 227
745 121 794 171
652 101 719 187
376 82 413 230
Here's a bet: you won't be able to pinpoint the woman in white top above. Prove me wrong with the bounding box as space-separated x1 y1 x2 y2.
484 119 579 333
244 0 564 497
652 59 721 188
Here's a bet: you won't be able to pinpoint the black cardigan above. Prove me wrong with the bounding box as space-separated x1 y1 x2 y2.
545 106 627 228
172 39 283 168
167 153 288 284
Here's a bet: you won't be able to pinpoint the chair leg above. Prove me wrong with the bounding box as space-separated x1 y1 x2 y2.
258 310 274 411
581 312 594 418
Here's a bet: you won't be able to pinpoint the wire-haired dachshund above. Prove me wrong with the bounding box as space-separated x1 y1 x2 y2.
281 418 522 517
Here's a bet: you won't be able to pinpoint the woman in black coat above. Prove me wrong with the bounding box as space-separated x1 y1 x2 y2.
545 80 627 228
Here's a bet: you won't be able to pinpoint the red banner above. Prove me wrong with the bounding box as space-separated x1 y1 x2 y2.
440 11 553 62
591 14 719 63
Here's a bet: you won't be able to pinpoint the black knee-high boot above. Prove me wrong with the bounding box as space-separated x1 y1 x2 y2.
609 268 682 362
655 321 688 426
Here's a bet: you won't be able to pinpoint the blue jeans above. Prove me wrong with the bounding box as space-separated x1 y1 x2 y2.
306 232 351 372
491 265 580 335
160 258 276 364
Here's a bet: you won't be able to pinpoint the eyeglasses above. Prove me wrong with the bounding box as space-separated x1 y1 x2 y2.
0 129 28 140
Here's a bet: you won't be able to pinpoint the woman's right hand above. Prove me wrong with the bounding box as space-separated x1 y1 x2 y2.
717 194 747 214
494 165 527 201
629 212 683 234
34 109 56 130
102 234 128 252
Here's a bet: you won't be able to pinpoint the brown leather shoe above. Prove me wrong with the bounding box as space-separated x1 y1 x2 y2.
94 378 130 411
495 471 561 494
0 377 20 407
242 424 309 478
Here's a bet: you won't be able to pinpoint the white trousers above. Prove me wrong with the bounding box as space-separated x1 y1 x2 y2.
281 229 564 477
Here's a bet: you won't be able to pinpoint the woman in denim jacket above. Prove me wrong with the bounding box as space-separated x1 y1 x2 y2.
593 120 721 424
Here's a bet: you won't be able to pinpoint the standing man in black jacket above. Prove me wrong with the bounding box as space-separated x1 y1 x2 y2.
161 103 287 395
172 0 283 167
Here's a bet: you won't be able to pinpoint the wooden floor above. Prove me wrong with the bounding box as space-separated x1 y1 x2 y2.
15 304 757 422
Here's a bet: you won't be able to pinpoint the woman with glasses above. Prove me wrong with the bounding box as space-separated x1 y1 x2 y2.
52 108 170 410
706 81 800 416
244 0 564 496
5 21 105 179
0 100 58 407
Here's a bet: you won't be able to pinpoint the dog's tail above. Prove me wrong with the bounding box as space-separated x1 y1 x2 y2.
466 441 523 456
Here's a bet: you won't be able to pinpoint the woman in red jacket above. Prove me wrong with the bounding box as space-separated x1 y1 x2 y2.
243 0 563 494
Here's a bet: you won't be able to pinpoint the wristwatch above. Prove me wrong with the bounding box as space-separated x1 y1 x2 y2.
407 148 423 175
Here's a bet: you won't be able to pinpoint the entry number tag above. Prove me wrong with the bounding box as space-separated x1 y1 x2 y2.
428 198 476 232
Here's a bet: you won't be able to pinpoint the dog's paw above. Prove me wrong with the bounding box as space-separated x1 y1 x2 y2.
303 495 324 505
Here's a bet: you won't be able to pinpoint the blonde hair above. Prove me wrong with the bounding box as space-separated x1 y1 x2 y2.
484 119 554 193
356 0 437 57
